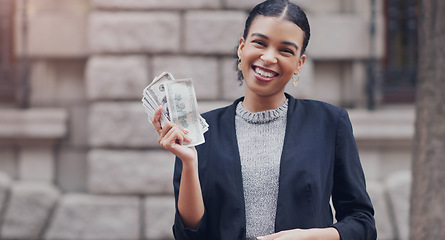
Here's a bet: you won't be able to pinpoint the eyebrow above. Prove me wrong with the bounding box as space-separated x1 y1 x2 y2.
251 33 299 51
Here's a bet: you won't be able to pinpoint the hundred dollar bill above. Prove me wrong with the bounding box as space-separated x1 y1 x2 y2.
143 72 208 133
165 78 205 147
200 116 209 133
141 95 169 125
142 77 170 126
144 72 175 121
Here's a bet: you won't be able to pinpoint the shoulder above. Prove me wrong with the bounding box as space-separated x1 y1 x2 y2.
287 94 346 120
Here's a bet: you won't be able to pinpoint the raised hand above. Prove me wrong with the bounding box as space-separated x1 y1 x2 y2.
152 106 197 164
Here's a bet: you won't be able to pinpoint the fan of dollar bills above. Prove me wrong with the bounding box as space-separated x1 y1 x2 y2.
141 72 208 147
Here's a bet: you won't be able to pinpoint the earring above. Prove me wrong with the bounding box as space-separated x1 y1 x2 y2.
292 74 300 87
237 59 242 70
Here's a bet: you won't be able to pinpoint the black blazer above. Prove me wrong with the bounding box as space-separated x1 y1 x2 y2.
173 94 376 240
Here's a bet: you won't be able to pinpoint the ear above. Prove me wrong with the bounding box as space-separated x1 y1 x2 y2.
294 54 306 75
237 37 245 59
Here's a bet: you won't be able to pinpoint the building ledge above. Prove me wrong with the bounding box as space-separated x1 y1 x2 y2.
0 109 68 140
348 106 415 146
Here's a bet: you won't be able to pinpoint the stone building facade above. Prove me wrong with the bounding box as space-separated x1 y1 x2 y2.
0 0 413 239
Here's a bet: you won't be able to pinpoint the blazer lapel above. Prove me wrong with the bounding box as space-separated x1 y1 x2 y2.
220 97 247 232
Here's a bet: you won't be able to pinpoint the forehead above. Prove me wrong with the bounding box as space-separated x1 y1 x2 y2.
247 16 304 45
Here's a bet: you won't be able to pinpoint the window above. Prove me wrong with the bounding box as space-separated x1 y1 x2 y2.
383 0 418 103
0 0 16 103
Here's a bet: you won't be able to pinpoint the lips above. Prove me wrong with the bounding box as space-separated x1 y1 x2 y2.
252 65 279 81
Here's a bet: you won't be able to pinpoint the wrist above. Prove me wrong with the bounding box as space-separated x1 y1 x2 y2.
181 159 198 172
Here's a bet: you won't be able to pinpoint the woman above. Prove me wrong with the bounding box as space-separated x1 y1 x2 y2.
153 0 377 239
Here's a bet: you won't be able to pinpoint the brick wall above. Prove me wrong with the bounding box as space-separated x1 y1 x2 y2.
0 0 414 239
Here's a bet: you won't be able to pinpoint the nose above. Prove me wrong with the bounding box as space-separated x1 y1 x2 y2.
260 49 278 64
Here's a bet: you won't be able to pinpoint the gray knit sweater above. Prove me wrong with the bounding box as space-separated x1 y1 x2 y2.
235 100 288 240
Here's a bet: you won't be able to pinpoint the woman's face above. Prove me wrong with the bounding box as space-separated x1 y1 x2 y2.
238 16 306 99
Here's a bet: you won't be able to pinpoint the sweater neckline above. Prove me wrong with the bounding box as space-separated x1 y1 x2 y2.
236 99 288 124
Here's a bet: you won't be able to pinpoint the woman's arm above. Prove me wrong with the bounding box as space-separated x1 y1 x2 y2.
153 106 204 229
177 157 204 229
258 227 340 240
330 109 376 240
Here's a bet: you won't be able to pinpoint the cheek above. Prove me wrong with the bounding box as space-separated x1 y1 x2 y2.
242 46 261 60
290 59 301 72
280 59 298 73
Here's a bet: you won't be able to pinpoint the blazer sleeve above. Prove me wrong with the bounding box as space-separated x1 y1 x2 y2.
331 109 377 240
172 157 208 240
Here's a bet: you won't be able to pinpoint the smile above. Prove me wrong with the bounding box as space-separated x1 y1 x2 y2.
252 66 279 79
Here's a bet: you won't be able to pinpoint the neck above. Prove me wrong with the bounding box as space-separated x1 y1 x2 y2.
242 92 287 112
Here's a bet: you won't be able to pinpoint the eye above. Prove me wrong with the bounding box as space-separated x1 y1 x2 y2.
280 48 295 55
252 40 266 47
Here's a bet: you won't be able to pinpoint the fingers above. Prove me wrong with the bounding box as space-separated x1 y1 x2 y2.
158 122 192 150
160 126 184 147
152 106 163 133
152 106 190 141
159 122 190 140
159 128 191 149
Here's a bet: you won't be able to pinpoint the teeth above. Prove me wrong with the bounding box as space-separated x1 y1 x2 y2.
255 67 275 78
